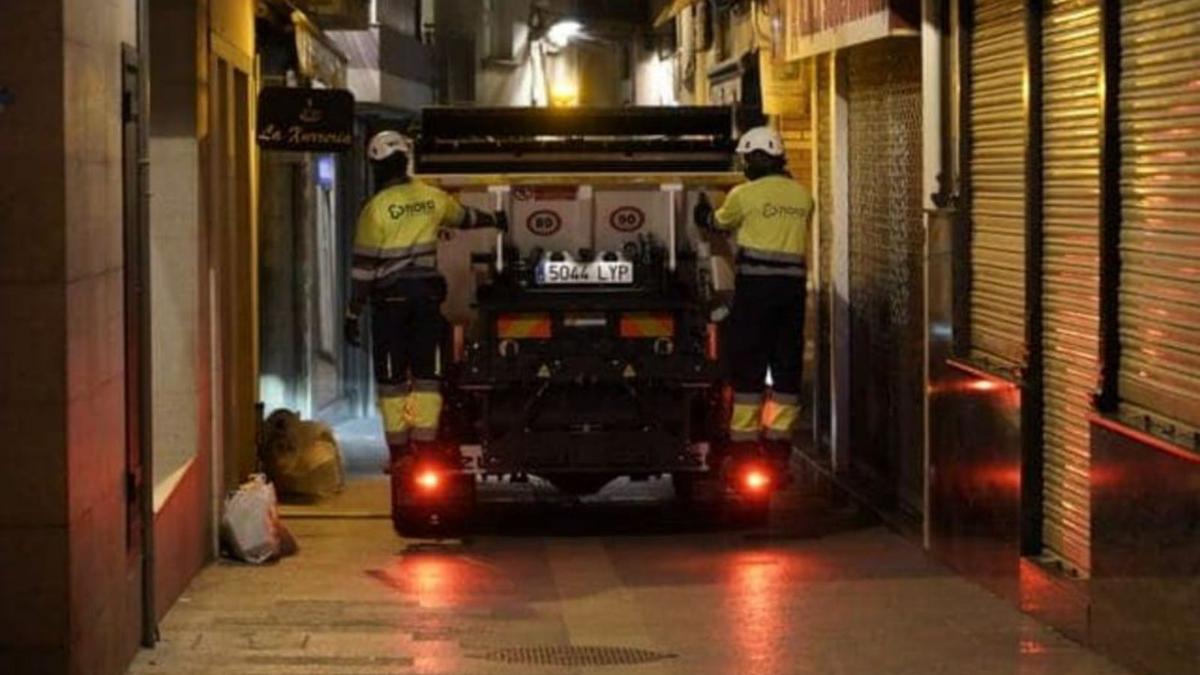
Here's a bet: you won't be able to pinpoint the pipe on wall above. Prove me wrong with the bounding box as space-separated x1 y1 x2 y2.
136 0 157 649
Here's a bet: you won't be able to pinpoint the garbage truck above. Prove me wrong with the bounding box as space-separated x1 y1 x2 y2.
391 106 787 534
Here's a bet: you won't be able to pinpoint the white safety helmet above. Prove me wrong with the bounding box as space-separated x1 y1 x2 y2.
736 126 785 157
367 130 411 162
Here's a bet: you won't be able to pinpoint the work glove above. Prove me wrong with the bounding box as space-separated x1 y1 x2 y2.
693 193 714 230
343 311 362 348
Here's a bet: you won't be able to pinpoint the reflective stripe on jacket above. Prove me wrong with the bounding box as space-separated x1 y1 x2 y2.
713 174 813 277
352 180 466 287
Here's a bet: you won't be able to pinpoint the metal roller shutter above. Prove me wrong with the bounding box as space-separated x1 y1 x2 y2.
847 39 925 511
968 0 1029 367
779 113 812 189
1041 0 1101 575
1119 0 1200 433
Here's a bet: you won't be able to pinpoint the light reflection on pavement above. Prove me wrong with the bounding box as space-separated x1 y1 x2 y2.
129 473 1128 675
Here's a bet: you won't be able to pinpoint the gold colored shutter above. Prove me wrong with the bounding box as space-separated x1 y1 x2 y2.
779 113 812 189
1041 0 1101 575
1118 0 1200 431
969 0 1029 366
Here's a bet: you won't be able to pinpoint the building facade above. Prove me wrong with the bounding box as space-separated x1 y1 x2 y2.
744 1 1199 673
1 1 259 672
3 2 1196 674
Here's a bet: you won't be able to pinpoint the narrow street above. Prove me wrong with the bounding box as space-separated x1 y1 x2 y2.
6 2 1198 673
130 473 1126 675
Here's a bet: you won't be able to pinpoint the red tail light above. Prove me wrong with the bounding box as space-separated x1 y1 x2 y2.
415 467 441 491
743 467 771 492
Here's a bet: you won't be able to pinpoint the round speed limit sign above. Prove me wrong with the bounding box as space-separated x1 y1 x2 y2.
609 206 645 233
526 209 563 236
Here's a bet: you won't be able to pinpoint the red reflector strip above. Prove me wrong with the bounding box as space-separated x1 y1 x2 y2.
619 313 674 338
497 314 552 339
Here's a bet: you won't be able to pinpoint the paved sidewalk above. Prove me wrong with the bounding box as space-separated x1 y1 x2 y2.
130 483 1127 675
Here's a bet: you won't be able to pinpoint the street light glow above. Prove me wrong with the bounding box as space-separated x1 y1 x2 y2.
546 20 583 48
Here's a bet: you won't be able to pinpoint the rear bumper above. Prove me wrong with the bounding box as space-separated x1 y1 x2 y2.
473 431 711 474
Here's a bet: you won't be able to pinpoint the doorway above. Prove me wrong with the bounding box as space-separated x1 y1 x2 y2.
208 39 258 499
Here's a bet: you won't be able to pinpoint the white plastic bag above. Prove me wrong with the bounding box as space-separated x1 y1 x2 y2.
220 474 295 563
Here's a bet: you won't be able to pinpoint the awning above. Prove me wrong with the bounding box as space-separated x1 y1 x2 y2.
653 0 703 28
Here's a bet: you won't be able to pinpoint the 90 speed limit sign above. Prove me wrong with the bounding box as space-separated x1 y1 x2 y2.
609 206 645 232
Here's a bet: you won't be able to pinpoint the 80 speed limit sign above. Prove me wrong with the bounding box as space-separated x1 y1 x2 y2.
526 209 563 236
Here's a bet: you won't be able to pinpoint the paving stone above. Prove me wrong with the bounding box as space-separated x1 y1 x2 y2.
129 479 1128 675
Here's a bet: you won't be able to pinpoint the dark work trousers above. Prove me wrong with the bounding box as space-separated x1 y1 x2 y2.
726 273 807 399
371 276 447 390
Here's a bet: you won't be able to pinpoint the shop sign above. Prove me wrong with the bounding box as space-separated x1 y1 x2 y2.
257 87 354 152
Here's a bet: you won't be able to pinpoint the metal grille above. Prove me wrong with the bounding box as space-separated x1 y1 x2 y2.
1041 0 1101 575
818 54 832 291
968 0 1029 367
1118 0 1200 433
471 645 678 667
846 38 925 510
243 655 415 667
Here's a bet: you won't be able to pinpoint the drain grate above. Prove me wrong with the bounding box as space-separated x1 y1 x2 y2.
471 645 677 667
243 654 415 667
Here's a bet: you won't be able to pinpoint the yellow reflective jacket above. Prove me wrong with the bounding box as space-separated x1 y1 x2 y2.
352 180 465 287
714 174 813 277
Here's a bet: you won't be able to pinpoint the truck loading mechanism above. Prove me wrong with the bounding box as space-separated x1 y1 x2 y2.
392 106 783 535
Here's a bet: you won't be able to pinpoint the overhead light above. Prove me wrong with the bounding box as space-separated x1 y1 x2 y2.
550 80 579 107
546 19 583 48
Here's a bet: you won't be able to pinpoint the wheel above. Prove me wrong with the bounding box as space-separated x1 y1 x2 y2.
671 472 696 501
673 472 719 503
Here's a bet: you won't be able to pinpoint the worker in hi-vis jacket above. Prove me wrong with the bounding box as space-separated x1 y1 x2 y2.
694 125 814 463
345 131 506 465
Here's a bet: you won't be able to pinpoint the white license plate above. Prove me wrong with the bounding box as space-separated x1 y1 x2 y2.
537 260 634 285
